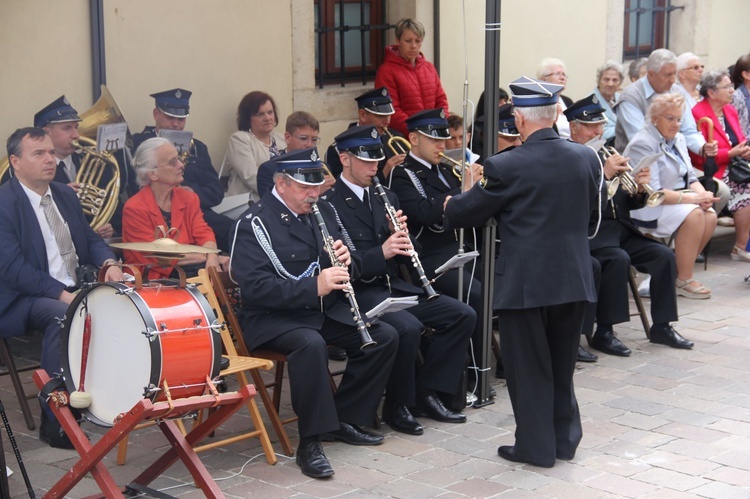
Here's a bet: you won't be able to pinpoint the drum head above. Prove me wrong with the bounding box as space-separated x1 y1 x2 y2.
62 283 155 426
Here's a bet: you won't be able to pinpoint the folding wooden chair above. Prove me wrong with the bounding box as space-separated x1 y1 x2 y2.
117 269 278 464
628 267 651 339
0 335 41 431
208 267 342 457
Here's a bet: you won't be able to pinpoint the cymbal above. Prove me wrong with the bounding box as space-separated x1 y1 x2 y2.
110 238 220 255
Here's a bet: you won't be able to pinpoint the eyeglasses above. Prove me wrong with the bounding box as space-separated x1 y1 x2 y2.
543 71 567 79
715 84 734 90
293 135 321 145
660 114 683 124
688 64 705 71
161 157 183 168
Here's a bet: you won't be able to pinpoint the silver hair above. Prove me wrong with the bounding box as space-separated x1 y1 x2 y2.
514 103 559 123
628 57 648 81
272 171 291 184
133 137 171 187
596 60 624 83
699 69 730 98
646 93 685 123
646 49 677 73
536 58 567 80
676 52 700 72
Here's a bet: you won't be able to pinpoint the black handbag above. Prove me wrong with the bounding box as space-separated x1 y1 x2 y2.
728 156 750 184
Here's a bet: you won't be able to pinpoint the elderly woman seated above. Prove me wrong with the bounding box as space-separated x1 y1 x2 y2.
122 137 229 279
625 93 718 299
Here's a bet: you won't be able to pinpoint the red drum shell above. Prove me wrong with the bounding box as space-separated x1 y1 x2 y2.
62 282 221 426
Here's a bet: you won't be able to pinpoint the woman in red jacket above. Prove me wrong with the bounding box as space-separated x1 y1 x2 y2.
375 18 449 136
123 137 229 278
691 69 750 261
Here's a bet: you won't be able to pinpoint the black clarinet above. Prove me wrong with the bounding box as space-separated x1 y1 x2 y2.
310 203 377 350
371 177 440 301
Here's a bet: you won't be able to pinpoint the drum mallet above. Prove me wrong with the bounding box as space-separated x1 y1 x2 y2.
70 313 92 409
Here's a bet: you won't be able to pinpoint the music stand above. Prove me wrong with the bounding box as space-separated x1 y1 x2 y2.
33 370 255 498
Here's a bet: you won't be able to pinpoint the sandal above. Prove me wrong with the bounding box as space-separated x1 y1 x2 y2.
676 277 711 300
731 246 750 263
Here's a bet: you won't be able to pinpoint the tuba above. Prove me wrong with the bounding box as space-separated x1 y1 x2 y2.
0 86 127 230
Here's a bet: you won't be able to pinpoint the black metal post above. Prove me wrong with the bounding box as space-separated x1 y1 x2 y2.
472 0 501 409
89 0 106 101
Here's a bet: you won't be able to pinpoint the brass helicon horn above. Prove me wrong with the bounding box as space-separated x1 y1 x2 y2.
0 86 127 230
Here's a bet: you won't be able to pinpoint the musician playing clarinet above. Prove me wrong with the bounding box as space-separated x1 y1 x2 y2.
324 125 475 435
230 147 398 479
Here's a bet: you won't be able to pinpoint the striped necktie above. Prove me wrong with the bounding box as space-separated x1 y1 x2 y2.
40 194 78 281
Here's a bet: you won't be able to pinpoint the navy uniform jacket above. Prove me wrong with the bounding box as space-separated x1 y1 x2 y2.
323 179 422 308
445 128 599 310
0 178 115 336
131 127 224 208
388 153 462 276
231 192 364 350
589 176 649 252
325 123 405 182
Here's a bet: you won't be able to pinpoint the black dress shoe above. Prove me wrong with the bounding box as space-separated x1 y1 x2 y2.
39 411 74 450
321 422 384 445
577 345 598 363
296 441 334 478
588 329 631 357
327 345 347 361
497 445 554 468
413 391 466 423
649 325 693 349
382 402 423 435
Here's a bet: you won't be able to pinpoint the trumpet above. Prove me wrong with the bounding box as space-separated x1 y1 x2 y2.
310 202 377 350
438 152 464 181
601 146 664 207
371 177 439 301
384 127 411 155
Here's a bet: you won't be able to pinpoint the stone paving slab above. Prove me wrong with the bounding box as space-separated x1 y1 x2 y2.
2 234 750 497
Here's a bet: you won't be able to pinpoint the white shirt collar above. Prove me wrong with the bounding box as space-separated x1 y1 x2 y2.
18 181 52 208
408 151 434 169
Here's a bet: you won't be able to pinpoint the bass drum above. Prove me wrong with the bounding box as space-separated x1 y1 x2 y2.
61 281 221 426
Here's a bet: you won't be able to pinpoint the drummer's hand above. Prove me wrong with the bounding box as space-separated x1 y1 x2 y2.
103 265 125 282
59 289 76 305
218 255 230 271
96 223 114 239
205 253 223 270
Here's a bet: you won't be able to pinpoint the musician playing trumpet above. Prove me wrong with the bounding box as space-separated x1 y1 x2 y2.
324 125 475 435
325 87 407 181
566 94 693 353
231 147 398 479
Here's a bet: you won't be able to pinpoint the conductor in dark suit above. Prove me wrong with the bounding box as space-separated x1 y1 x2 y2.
230 147 398 479
324 125 475 435
131 89 234 251
0 127 123 449
567 95 692 352
444 77 600 468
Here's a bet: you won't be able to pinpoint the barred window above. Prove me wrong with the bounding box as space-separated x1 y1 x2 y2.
315 0 394 87
623 0 683 59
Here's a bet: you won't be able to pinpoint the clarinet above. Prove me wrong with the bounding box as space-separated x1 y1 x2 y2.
310 202 377 350
371 177 440 301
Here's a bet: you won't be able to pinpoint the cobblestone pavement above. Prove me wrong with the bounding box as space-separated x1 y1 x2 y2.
2 231 749 498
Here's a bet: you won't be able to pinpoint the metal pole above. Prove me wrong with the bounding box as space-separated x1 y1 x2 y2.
89 0 106 101
472 0 501 408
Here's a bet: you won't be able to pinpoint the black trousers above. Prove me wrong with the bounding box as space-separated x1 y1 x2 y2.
585 247 631 333
380 294 475 406
29 298 69 418
499 301 586 467
257 317 398 438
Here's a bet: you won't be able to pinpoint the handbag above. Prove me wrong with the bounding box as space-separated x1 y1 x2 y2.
728 156 750 184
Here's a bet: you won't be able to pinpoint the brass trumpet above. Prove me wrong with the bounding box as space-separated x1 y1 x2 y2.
384 127 411 155
601 146 664 207
438 152 464 181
